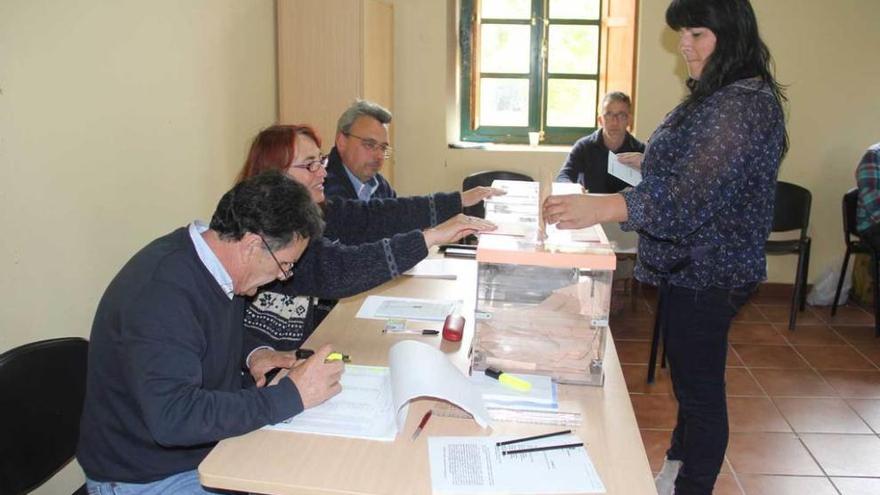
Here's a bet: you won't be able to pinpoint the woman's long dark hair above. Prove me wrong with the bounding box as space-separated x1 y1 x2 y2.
666 0 788 153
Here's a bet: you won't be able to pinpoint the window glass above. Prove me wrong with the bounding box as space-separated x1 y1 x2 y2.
479 78 530 127
546 79 597 127
481 0 531 19
480 24 532 74
547 25 599 75
548 0 600 20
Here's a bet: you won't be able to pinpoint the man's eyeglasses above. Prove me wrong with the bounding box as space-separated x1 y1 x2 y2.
602 111 630 121
344 133 393 159
289 154 329 173
259 235 295 280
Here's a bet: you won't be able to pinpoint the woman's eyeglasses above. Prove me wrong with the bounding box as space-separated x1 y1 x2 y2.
289 154 329 173
344 133 393 159
259 235 295 280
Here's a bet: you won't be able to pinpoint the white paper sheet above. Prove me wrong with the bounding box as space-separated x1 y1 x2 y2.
402 258 458 280
607 151 642 186
264 365 397 441
265 341 491 441
428 434 605 494
356 295 461 321
469 372 557 411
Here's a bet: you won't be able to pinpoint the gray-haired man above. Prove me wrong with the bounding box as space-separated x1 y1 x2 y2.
325 99 397 201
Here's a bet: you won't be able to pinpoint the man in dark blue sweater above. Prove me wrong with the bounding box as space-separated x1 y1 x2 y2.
77 172 343 494
324 99 397 201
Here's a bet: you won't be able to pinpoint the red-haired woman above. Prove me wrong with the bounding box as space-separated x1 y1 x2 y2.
242 124 499 386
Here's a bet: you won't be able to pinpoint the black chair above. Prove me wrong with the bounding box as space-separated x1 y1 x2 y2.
832 188 880 336
765 181 812 330
461 170 534 219
0 338 89 495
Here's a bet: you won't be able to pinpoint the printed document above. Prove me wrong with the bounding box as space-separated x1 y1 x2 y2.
607 151 642 186
356 295 460 321
428 434 605 494
265 341 490 440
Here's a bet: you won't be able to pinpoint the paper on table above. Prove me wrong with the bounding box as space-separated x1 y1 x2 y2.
428 434 605 494
265 341 491 441
389 340 491 429
356 295 461 321
265 365 397 440
607 151 642 186
402 258 458 280
469 372 557 411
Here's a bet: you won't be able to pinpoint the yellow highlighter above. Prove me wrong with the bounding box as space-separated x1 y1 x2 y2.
325 352 350 363
485 367 532 392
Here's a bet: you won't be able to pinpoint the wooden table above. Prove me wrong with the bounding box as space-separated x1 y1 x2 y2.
199 258 656 494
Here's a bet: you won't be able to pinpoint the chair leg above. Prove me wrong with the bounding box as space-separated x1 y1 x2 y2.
647 288 665 384
789 252 805 330
832 247 852 316
799 240 811 311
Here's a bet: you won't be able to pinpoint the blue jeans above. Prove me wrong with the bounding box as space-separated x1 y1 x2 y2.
659 282 755 495
86 470 230 495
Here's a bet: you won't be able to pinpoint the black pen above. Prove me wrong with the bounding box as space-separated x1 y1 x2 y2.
502 442 584 456
496 429 571 447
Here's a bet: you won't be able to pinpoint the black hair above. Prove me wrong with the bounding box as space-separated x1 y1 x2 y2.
209 170 324 250
666 0 788 153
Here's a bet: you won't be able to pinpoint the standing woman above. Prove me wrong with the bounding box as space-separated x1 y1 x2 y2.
543 1 787 493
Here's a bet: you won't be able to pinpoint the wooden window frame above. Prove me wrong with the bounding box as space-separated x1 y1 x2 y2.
459 0 638 145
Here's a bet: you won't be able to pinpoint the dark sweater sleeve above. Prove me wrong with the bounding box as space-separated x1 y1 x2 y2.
122 284 303 447
323 192 462 244
285 231 429 299
556 137 589 183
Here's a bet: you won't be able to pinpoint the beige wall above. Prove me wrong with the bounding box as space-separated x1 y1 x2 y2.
0 1 276 491
393 0 880 283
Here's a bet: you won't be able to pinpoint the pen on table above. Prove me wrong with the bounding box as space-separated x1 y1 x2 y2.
502 442 584 456
411 409 433 441
496 429 571 447
387 329 439 335
485 367 532 392
325 352 350 363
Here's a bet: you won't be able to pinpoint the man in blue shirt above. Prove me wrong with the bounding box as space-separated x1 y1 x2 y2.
325 100 397 201
77 172 344 494
555 91 645 193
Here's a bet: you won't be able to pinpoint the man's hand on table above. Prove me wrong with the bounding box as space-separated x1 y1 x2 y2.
248 348 296 388
288 344 344 409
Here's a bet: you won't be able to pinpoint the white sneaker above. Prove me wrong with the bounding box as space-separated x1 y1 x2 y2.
654 458 683 495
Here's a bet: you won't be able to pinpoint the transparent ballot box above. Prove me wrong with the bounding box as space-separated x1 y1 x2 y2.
471 180 616 386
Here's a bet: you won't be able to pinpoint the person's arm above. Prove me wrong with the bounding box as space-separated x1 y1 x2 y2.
555 138 589 183
122 286 316 447
323 192 463 243
620 91 784 241
857 148 880 229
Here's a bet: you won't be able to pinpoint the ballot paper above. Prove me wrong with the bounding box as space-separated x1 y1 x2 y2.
607 151 642 186
265 341 491 441
356 295 461 321
402 258 459 280
428 434 605 494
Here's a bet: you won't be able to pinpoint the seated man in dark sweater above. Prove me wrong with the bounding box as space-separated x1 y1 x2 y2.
555 91 646 193
324 99 397 201
77 172 343 494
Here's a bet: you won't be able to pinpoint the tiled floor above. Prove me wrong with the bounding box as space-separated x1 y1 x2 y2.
612 284 880 494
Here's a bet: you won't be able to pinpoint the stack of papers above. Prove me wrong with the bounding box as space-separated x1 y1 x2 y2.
428 434 605 494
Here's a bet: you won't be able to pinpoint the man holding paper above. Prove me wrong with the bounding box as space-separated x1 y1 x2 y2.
555 91 645 193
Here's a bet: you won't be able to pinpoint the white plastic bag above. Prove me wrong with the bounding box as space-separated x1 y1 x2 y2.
806 257 852 306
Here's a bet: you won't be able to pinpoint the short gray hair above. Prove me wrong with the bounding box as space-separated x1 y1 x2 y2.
336 99 393 135
600 91 632 111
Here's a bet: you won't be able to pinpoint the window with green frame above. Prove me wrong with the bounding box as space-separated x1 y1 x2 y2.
460 0 636 145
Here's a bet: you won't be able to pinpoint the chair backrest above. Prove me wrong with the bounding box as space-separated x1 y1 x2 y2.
843 187 860 243
771 181 812 240
461 170 534 218
0 337 88 494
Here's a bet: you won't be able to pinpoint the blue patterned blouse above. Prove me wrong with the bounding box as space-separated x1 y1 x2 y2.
621 78 786 290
